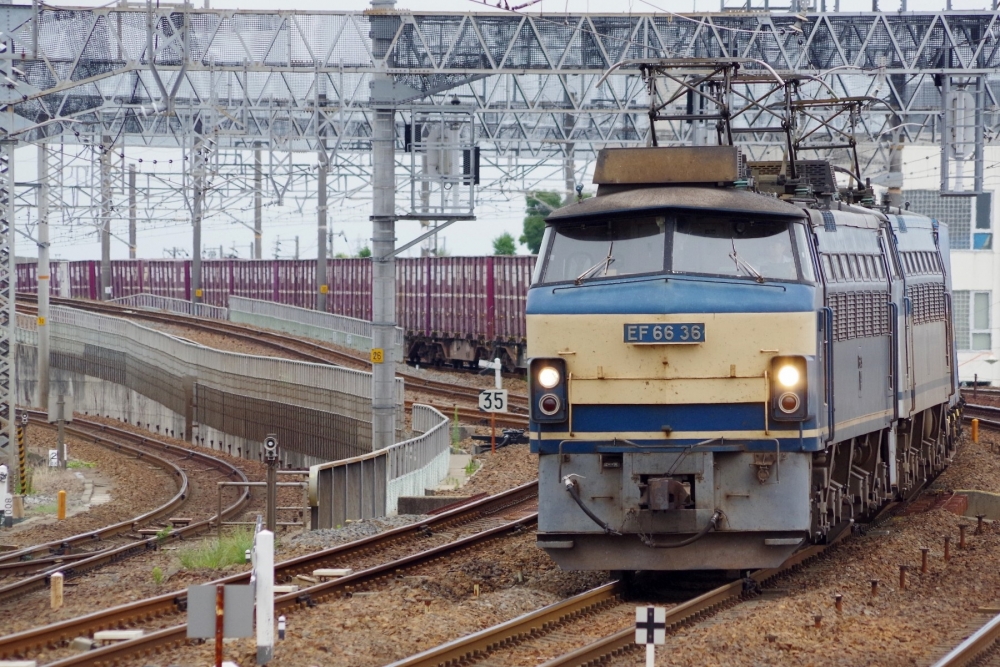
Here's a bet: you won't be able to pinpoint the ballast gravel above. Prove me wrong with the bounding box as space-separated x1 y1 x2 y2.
604 427 1000 667
0 425 175 551
112 426 1000 667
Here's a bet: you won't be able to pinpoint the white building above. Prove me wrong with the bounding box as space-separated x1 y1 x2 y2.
895 145 998 386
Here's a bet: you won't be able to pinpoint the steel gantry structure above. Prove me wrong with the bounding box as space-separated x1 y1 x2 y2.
0 2 998 463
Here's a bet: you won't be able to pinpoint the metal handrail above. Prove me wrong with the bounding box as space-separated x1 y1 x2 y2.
109 293 228 320
228 295 405 349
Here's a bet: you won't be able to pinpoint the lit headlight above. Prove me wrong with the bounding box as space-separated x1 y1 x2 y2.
776 365 800 388
538 366 561 389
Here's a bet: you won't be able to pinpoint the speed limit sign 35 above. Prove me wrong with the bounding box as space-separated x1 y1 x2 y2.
478 389 508 413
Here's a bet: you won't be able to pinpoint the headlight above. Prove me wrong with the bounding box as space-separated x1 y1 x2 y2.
538 366 561 389
776 365 800 388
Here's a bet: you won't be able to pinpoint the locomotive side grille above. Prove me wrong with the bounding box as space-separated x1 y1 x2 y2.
829 290 890 342
907 282 947 325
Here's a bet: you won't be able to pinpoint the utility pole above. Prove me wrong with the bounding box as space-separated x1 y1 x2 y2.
370 0 399 451
317 154 328 312
294 235 299 260
100 135 112 300
254 143 262 259
191 127 205 304
0 104 17 495
128 164 136 259
37 144 50 412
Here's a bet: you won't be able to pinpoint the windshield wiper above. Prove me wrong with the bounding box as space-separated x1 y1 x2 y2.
575 242 615 285
729 238 764 283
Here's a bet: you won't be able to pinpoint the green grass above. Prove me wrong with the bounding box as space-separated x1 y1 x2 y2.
151 566 164 585
178 528 254 570
67 460 96 469
33 503 57 514
464 459 479 476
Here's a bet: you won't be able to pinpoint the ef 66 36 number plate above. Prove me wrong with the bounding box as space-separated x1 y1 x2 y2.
624 323 705 344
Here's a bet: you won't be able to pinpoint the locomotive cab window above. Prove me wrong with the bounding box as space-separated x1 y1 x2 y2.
541 216 666 284
672 216 803 282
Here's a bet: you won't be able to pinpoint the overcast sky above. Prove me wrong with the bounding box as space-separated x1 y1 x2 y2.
21 0 977 262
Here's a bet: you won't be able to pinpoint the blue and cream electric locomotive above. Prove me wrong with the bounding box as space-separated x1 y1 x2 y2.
528 144 960 571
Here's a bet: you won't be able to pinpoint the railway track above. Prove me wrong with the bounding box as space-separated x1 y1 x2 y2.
0 414 251 603
959 403 1000 429
16 294 531 421
387 522 862 667
392 420 971 667
0 481 538 665
932 611 1000 667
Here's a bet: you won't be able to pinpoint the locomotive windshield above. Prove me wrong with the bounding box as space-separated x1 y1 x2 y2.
673 216 798 282
540 216 666 284
540 213 811 284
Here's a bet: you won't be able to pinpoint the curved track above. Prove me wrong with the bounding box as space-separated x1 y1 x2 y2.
0 415 251 603
0 481 538 664
16 294 530 425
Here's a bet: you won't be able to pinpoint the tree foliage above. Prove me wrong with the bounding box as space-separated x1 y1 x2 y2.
520 191 563 254
356 246 372 258
492 232 517 255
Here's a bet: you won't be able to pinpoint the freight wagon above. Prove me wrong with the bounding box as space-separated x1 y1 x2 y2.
15 257 534 370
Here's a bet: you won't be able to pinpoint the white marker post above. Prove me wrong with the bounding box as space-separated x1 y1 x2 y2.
477 357 507 454
0 464 10 525
255 530 274 665
635 606 666 667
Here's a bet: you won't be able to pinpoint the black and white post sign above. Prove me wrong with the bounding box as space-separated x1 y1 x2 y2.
636 606 666 667
478 389 508 413
636 606 666 645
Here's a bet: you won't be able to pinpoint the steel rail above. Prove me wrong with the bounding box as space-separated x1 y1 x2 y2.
536 544 828 667
494 497 908 667
0 417 252 605
0 410 254 563
39 507 539 667
385 581 625 667
962 403 1000 416
16 294 530 413
0 417 190 568
0 412 195 571
960 405 1000 430
0 481 538 661
931 610 1000 667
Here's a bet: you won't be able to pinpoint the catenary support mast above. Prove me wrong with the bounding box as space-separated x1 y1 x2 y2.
370 0 398 450
317 152 328 313
37 144 50 412
99 136 112 300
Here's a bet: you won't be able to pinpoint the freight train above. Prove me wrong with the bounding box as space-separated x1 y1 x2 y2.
15 255 533 371
528 145 962 572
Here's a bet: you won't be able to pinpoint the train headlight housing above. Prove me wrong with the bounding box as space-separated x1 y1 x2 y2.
538 366 561 389
770 356 810 422
529 358 568 423
776 365 800 388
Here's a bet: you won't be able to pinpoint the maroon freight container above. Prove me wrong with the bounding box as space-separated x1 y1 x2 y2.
17 256 535 353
